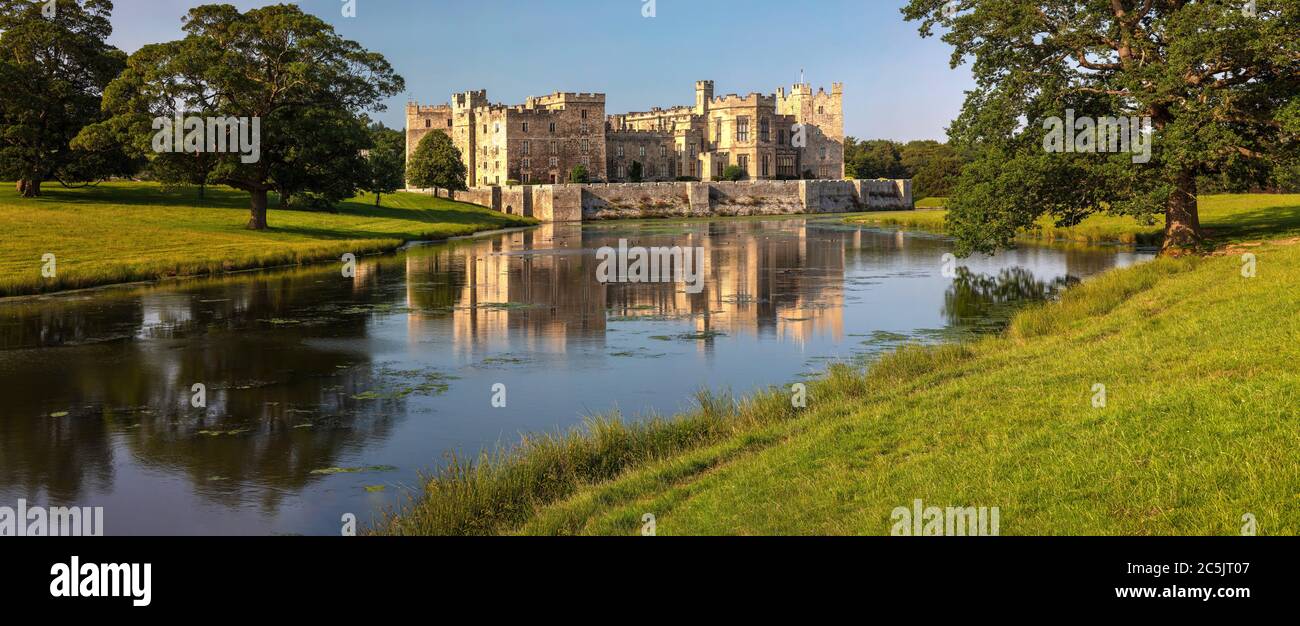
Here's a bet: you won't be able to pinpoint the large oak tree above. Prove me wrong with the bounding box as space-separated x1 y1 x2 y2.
86 3 403 229
904 0 1300 254
0 0 127 197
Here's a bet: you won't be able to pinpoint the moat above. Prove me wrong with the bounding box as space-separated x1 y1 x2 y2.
0 217 1152 535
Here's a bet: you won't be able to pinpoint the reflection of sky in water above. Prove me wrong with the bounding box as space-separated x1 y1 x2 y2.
0 218 1153 535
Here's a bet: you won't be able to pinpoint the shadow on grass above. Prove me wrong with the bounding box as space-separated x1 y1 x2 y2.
14 183 254 210
1206 203 1300 243
12 183 515 223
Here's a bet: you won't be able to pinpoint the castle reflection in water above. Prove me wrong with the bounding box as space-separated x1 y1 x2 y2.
405 221 862 354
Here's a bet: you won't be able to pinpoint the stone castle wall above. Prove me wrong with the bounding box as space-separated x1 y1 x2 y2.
416 179 911 222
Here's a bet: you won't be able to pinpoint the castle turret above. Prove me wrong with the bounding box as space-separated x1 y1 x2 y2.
695 80 714 115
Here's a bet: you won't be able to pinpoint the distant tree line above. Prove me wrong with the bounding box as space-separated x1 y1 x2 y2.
845 134 1298 203
844 138 965 199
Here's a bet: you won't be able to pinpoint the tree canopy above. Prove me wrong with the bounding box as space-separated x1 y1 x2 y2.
270 107 371 211
845 138 908 180
0 0 128 197
82 3 403 229
904 0 1300 255
407 130 468 194
364 124 406 206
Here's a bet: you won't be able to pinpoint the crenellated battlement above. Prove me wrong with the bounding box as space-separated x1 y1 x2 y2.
407 102 451 115
531 92 607 106
710 92 776 107
607 128 674 137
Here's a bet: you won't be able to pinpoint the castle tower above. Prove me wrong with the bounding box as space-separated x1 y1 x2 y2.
451 90 489 188
694 80 714 116
777 82 845 179
823 83 845 142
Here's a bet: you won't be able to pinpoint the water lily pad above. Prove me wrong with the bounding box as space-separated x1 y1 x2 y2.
310 465 398 476
197 428 253 437
679 331 726 340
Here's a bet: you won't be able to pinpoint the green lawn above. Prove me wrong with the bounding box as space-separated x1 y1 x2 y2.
379 194 1300 536
0 182 533 297
853 194 1300 246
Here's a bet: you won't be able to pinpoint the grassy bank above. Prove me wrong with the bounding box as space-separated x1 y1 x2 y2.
379 198 1300 536
0 182 534 297
851 194 1300 247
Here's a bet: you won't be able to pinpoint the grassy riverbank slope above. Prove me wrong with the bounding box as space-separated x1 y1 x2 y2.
851 194 1300 246
379 200 1300 536
0 182 533 297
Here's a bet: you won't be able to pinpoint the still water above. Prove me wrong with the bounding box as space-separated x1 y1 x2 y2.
0 217 1152 535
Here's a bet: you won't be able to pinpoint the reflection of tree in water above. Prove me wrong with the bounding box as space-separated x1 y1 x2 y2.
942 267 1078 335
113 356 405 512
0 262 417 509
0 385 117 503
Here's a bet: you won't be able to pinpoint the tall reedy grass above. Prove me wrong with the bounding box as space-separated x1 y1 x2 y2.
376 369 879 536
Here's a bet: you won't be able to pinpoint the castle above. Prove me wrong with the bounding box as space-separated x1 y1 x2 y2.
406 80 845 189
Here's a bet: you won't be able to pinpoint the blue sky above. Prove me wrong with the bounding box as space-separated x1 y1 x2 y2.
107 0 973 141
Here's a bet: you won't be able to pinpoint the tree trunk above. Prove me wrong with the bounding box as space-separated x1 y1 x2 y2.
375 193 382 207
17 179 40 197
1161 170 1203 254
247 189 269 230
